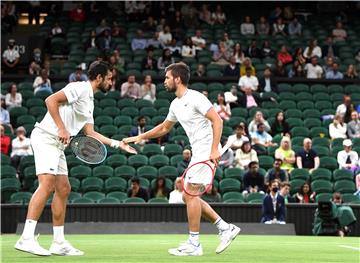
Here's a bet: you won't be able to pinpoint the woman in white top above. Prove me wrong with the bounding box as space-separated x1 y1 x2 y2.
5 83 22 110
213 93 231 121
212 5 226 24
33 68 53 94
329 114 347 139
303 39 322 59
168 177 184 204
234 141 258 169
140 75 156 103
248 111 271 133
181 37 196 58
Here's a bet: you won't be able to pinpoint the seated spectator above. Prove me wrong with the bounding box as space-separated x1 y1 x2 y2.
295 182 316 203
193 63 206 77
304 56 323 79
142 16 157 32
191 30 206 51
149 176 170 199
272 17 286 36
273 60 287 78
238 67 259 92
256 16 270 36
332 21 347 42
10 126 32 179
97 29 113 52
243 161 265 196
293 47 307 66
234 140 258 170
169 177 184 204
222 32 234 51
261 180 286 224
224 56 240 77
181 37 196 58
258 68 279 98
260 40 275 58
283 5 294 21
265 159 288 184
110 51 125 75
68 65 88 83
277 45 293 65
130 116 150 145
246 40 261 59
109 68 120 91
337 139 359 172
296 138 320 173
111 21 125 38
5 83 22 110
224 85 240 108
325 63 344 80
131 29 147 51
0 99 11 129
344 64 358 79
347 111 360 139
270 6 282 23
28 48 42 76
227 125 249 151
0 124 11 155
288 61 305 78
213 93 231 121
202 185 221 203
303 39 322 60
146 32 162 49
141 47 157 71
239 58 256 76
271 111 290 137
177 149 191 176
85 30 98 50
251 123 276 154
212 4 226 24
127 177 149 202
33 69 52 95
121 74 141 100
212 41 231 66
69 3 86 22
275 136 296 173
329 114 347 139
279 181 293 203
288 17 302 36
219 138 234 169
249 111 271 133
183 8 199 30
95 19 111 36
241 16 255 35
323 57 335 74
2 39 20 74
233 43 245 65
199 4 213 25
336 95 355 122
240 87 260 109
167 39 181 58
140 75 156 103
157 49 175 71
159 26 172 47
322 36 338 59
169 11 185 41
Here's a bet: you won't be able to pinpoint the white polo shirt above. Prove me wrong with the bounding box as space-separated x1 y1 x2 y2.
2 48 20 63
35 81 94 136
238 75 259 91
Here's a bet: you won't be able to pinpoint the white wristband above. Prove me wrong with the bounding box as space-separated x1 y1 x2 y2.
111 139 120 149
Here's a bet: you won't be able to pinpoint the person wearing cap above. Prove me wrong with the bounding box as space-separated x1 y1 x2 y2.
337 139 359 172
68 65 89 83
2 39 20 73
10 126 32 180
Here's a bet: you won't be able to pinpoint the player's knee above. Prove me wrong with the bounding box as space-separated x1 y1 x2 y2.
56 181 71 197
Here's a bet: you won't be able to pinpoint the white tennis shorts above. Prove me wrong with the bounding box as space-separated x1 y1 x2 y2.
31 127 68 176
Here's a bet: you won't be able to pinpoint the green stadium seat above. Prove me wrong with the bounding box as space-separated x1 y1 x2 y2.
117 98 135 109
9 107 28 121
118 125 132 136
169 135 189 146
98 197 121 204
231 108 248 118
312 137 330 148
287 118 304 128
1 165 17 178
157 107 169 116
304 118 322 129
72 197 95 204
70 165 92 180
224 168 245 180
113 116 132 127
290 179 306 195
319 157 338 171
69 177 81 192
1 154 10 165
279 92 296 101
313 92 330 102
19 156 35 173
137 166 158 180
151 116 166 126
327 84 343 94
149 155 169 168
334 180 356 194
81 177 103 192
170 154 183 167
163 144 183 157
83 191 105 203
290 169 310 181
312 146 330 157
332 169 354 181
297 101 314 111
331 138 344 148
315 193 333 202
291 127 310 137
158 166 178 179
258 156 274 170
315 101 332 111
104 177 127 193
222 192 244 203
331 146 343 158
106 191 128 202
246 192 265 203
342 194 360 204
285 109 302 119
95 116 113 126
148 197 168 203
10 191 33 204
123 197 146 203
114 165 136 180
99 98 117 108
106 154 127 168
142 144 163 157
127 155 148 168
311 180 333 194
310 127 329 138
219 178 241 194
295 92 313 102
103 107 121 118
1 178 21 202
121 107 139 118
311 84 328 93
93 165 114 179
139 107 158 118
99 125 118 137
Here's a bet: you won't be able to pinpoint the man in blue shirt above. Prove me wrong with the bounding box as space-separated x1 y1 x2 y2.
131 29 147 51
68 65 88 83
325 62 344 80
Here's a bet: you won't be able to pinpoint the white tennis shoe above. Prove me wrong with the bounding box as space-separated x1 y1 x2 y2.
49 240 84 256
168 241 203 256
14 234 51 256
216 224 241 254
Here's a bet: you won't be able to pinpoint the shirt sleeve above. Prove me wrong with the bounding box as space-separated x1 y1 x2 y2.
194 92 213 116
62 83 86 104
166 102 177 122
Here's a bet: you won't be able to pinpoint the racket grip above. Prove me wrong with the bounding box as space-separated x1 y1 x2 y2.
111 139 120 148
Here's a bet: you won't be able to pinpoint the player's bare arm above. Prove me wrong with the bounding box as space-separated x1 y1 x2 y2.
123 119 175 144
45 90 70 144
205 107 223 166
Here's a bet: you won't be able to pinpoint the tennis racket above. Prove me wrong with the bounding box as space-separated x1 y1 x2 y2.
69 135 107 164
181 137 236 197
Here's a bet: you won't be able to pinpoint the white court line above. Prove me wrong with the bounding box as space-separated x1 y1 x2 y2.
339 245 360 251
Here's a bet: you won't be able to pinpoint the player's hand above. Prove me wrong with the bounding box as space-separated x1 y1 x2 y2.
209 148 221 167
122 135 143 145
58 128 70 144
119 141 138 154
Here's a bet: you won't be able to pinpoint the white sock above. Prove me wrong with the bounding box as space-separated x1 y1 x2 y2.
214 217 230 231
53 226 65 243
189 231 200 246
22 219 37 239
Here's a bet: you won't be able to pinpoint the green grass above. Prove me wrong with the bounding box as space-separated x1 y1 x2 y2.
1 234 359 263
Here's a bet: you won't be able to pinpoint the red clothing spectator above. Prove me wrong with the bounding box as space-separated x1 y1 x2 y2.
277 45 293 65
70 4 85 22
1 126 11 155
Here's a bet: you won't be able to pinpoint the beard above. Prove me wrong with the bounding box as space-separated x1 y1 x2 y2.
165 80 177 93
98 80 109 93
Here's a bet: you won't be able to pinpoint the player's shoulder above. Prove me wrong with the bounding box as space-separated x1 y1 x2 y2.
188 89 208 99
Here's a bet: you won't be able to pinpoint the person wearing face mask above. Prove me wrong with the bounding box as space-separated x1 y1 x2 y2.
2 39 20 74
261 180 286 224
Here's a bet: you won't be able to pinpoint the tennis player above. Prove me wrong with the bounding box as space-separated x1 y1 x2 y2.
15 61 135 256
124 62 240 256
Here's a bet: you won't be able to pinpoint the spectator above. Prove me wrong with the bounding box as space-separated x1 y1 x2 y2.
347 111 360 139
109 52 125 75
167 39 181 58
243 161 265 195
233 43 245 65
142 16 157 32
293 47 306 66
156 18 166 33
68 65 88 83
181 37 196 58
269 6 282 24
251 123 276 154
69 3 86 22
177 149 191 176
222 32 235 51
241 87 260 109
95 19 111 36
28 48 42 76
169 11 185 41
169 177 184 204
271 111 290 138
238 67 259 92
332 21 347 42
33 69 52 95
2 39 20 74
246 40 261 59
159 49 175 71
325 63 344 80
140 75 156 103
288 61 305 78
277 45 293 65
202 185 222 203
275 136 296 173
127 177 149 202
283 6 294 21
260 40 275 58
212 4 226 24
239 58 256 76
159 25 172 47
304 56 323 79
199 4 213 25
273 60 287 78
227 124 249 150
329 114 347 139
273 17 286 36
111 21 126 38
261 180 286 224
265 159 288 184
337 139 358 172
258 68 279 99
224 56 240 77
5 83 22 110
141 47 157 71
97 29 113 52
344 64 358 79
130 116 150 145
85 30 98 49
149 176 170 199
146 32 162 49
336 95 355 122
213 93 231 121
191 30 206 51
234 140 258 170
241 16 255 35
0 99 11 128
224 85 239 108
109 68 120 91
296 138 320 173
295 182 316 203
121 74 141 99
356 49 360 63
212 41 231 66
279 181 293 204
131 29 147 51
256 16 270 36
219 139 234 169
10 126 32 178
193 63 206 77
249 111 271 133
288 17 302 36
0 124 11 155
51 22 64 38
303 39 322 60
322 36 338 59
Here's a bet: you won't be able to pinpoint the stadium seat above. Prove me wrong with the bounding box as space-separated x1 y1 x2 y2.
258 156 274 170
291 127 310 137
99 125 118 137
106 154 127 168
170 154 183 167
103 107 121 118
304 118 322 129
1 178 21 202
297 101 314 111
98 197 121 204
219 178 241 194
310 168 332 181
72 197 95 204
139 107 158 117
319 157 338 171
93 165 114 179
246 192 265 203
149 155 169 168
1 165 17 178
163 144 183 157
313 92 330 102
315 193 333 202
311 180 333 194
114 165 136 180
127 155 148 168
334 180 356 194
332 169 354 181
69 177 81 192
123 197 146 203
137 165 158 180
290 169 310 181
142 144 163 157
295 92 313 102
312 137 330 148
83 191 105 203
224 168 245 180
81 177 103 192
106 191 128 202
222 192 244 203
95 116 113 126
290 179 306 195
312 146 330 157
310 127 329 138
70 165 92 180
342 194 360 204
104 177 127 193
118 98 135 109
148 197 168 203
1 154 10 165
121 107 139 118
118 125 133 135
158 166 178 180
99 98 117 108
9 191 32 204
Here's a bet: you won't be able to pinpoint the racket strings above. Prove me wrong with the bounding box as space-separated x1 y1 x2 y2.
70 136 107 164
